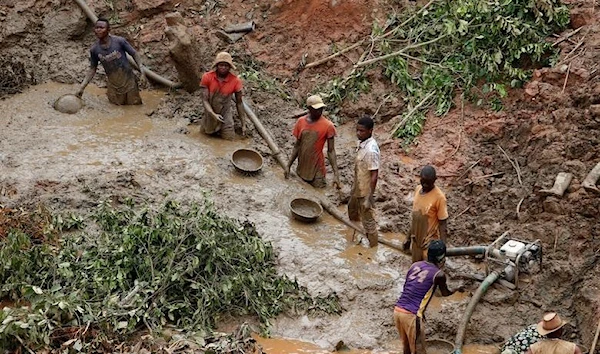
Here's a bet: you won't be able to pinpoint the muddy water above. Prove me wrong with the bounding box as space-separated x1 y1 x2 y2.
0 82 493 352
255 336 498 354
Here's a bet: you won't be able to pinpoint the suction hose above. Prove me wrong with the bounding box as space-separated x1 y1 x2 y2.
445 246 488 257
453 270 500 354
72 0 182 89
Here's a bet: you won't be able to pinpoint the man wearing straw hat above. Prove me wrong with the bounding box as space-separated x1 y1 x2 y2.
501 313 581 354
285 94 341 189
200 52 246 140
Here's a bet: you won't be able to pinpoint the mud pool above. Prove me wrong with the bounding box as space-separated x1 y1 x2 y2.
0 82 564 352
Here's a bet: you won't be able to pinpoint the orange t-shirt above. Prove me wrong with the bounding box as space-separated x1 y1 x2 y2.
199 71 242 96
410 185 448 248
292 115 336 181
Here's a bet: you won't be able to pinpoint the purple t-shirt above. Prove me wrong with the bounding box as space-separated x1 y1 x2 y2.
395 261 440 318
90 35 136 77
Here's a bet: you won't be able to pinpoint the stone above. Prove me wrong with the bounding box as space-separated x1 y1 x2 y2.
589 105 600 118
133 0 172 14
43 7 87 39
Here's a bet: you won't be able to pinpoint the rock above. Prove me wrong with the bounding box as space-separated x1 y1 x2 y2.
43 7 87 40
53 94 83 114
589 105 600 118
133 0 172 15
543 197 564 214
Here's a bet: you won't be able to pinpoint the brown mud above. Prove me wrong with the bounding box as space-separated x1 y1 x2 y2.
1 0 600 352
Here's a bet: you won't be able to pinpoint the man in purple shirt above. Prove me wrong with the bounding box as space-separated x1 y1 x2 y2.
394 240 459 354
76 18 146 105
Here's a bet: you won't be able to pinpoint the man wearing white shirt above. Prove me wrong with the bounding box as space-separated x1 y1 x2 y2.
348 115 380 247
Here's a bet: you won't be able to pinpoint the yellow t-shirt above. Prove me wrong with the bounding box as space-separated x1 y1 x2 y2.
410 185 448 249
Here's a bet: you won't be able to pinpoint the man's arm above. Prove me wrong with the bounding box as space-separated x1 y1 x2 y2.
363 170 379 208
327 137 341 188
574 346 582 354
439 219 448 243
286 139 300 179
76 66 97 97
234 91 247 135
200 87 222 122
133 51 147 86
434 271 454 297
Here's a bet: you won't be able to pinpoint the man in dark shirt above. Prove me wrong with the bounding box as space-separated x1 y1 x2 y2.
76 18 146 105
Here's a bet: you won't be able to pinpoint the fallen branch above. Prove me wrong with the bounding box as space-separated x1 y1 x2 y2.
552 27 583 46
561 62 571 94
303 0 437 69
304 40 365 69
456 159 481 181
390 91 435 136
516 197 525 219
497 145 522 185
467 172 505 184
355 35 449 68
453 205 471 220
450 95 465 158
557 28 590 66
591 316 600 354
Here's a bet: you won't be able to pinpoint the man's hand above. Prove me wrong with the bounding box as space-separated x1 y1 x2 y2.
241 124 247 137
214 114 225 123
362 196 373 209
139 74 148 89
75 88 84 98
333 177 342 190
284 166 291 179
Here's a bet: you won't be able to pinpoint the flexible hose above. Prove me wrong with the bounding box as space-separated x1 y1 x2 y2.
72 0 182 89
446 246 488 257
453 271 500 354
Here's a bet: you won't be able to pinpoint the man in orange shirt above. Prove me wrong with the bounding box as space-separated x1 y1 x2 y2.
285 95 341 188
404 165 449 263
200 52 246 140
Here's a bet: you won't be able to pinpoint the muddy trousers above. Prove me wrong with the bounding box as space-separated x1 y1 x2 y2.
410 236 429 263
348 196 378 247
393 309 426 354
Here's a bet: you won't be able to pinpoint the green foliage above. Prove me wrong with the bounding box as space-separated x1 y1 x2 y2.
239 58 293 101
316 70 371 123
382 0 569 141
0 201 340 351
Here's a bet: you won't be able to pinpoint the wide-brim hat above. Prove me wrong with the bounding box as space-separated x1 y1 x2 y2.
537 312 568 335
306 94 326 109
213 51 236 70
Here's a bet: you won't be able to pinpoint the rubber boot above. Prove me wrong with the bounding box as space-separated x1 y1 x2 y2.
582 162 600 195
539 172 573 197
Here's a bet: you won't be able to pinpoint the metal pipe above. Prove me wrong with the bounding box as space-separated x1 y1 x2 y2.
72 0 182 89
224 21 256 33
453 271 500 354
445 246 488 257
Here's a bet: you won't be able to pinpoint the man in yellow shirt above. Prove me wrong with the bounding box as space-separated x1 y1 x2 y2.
404 165 449 263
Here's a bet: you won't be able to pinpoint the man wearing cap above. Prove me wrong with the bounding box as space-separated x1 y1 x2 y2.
404 165 449 263
394 240 459 354
285 95 341 189
200 52 246 140
501 313 581 354
76 18 147 105
349 115 380 247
